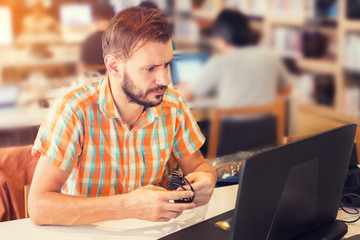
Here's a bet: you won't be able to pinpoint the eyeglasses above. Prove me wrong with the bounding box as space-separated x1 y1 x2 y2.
167 172 195 203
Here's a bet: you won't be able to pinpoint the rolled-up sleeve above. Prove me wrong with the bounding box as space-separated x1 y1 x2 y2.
172 96 205 159
32 99 83 173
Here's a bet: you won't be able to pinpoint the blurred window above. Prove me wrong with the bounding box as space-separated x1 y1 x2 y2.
0 7 13 46
60 4 92 26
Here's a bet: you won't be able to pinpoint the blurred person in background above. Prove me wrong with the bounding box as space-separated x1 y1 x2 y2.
21 1 59 36
77 3 114 74
139 0 158 9
77 1 158 75
176 9 292 108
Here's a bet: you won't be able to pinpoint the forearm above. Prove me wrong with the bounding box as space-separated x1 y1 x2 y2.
179 154 217 207
178 151 217 186
192 161 217 186
29 185 196 226
29 191 127 226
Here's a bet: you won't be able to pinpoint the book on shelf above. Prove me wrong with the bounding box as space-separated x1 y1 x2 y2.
271 26 332 60
344 34 360 73
343 86 360 118
271 27 302 58
270 0 305 17
295 73 315 104
226 0 265 17
295 73 336 107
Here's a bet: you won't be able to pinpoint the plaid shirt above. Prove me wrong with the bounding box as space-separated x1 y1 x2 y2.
32 76 204 197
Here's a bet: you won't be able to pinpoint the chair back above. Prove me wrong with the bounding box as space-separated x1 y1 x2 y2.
85 64 107 74
207 99 285 159
0 145 37 221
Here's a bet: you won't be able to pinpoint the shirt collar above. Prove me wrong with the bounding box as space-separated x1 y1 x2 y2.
148 104 164 121
99 75 164 123
99 75 121 119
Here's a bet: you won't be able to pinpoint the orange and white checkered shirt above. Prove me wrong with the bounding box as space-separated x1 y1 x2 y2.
32 76 205 197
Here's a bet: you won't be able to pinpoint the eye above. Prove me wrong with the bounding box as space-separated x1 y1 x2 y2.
166 61 173 68
146 67 155 72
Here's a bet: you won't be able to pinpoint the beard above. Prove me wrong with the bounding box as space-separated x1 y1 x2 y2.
121 71 167 108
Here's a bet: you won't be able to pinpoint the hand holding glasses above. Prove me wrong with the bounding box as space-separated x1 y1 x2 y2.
167 172 195 203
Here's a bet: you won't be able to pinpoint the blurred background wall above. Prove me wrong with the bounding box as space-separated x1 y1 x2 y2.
0 0 359 150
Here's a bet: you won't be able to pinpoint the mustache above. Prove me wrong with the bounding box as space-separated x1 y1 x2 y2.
146 85 167 94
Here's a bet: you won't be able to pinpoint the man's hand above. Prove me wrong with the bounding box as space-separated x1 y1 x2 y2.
175 150 217 207
174 82 194 102
124 185 195 222
180 172 216 207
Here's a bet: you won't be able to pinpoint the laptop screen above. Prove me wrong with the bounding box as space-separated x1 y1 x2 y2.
267 157 319 239
170 53 209 85
0 86 18 108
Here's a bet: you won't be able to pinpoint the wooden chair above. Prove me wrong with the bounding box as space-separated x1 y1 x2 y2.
207 99 286 159
356 126 360 164
283 134 313 144
85 64 107 73
0 145 37 221
24 185 31 218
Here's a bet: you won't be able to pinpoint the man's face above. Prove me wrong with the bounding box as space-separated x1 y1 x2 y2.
120 40 173 108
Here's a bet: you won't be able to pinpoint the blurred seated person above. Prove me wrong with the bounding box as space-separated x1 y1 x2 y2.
77 3 114 75
176 9 292 108
21 1 59 37
139 1 158 9
192 0 224 29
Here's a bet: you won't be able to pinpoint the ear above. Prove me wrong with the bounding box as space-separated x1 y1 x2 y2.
104 54 123 78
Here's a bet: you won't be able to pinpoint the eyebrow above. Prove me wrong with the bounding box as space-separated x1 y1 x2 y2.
144 58 174 68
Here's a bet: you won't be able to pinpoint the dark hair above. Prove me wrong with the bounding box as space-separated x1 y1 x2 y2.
139 1 158 9
102 6 171 60
92 3 114 20
212 9 251 47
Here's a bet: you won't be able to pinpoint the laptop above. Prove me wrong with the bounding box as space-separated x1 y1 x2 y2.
170 53 216 108
0 86 18 109
160 124 357 240
170 53 209 86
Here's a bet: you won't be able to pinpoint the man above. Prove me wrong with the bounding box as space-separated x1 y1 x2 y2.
176 9 292 108
29 7 216 226
77 3 114 74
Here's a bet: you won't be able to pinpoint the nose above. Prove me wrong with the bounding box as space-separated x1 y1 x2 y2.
155 67 170 86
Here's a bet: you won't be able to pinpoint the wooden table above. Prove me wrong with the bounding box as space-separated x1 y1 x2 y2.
1 185 359 239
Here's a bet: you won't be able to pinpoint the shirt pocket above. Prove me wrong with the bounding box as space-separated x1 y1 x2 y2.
142 148 171 185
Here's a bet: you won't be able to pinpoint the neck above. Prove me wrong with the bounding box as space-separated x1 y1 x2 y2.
221 44 235 53
109 77 145 128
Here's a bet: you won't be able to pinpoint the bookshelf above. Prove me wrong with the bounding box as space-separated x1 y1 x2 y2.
190 0 360 161
222 0 360 129
343 20 360 32
254 0 360 124
267 15 305 27
250 0 360 158
295 59 337 74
